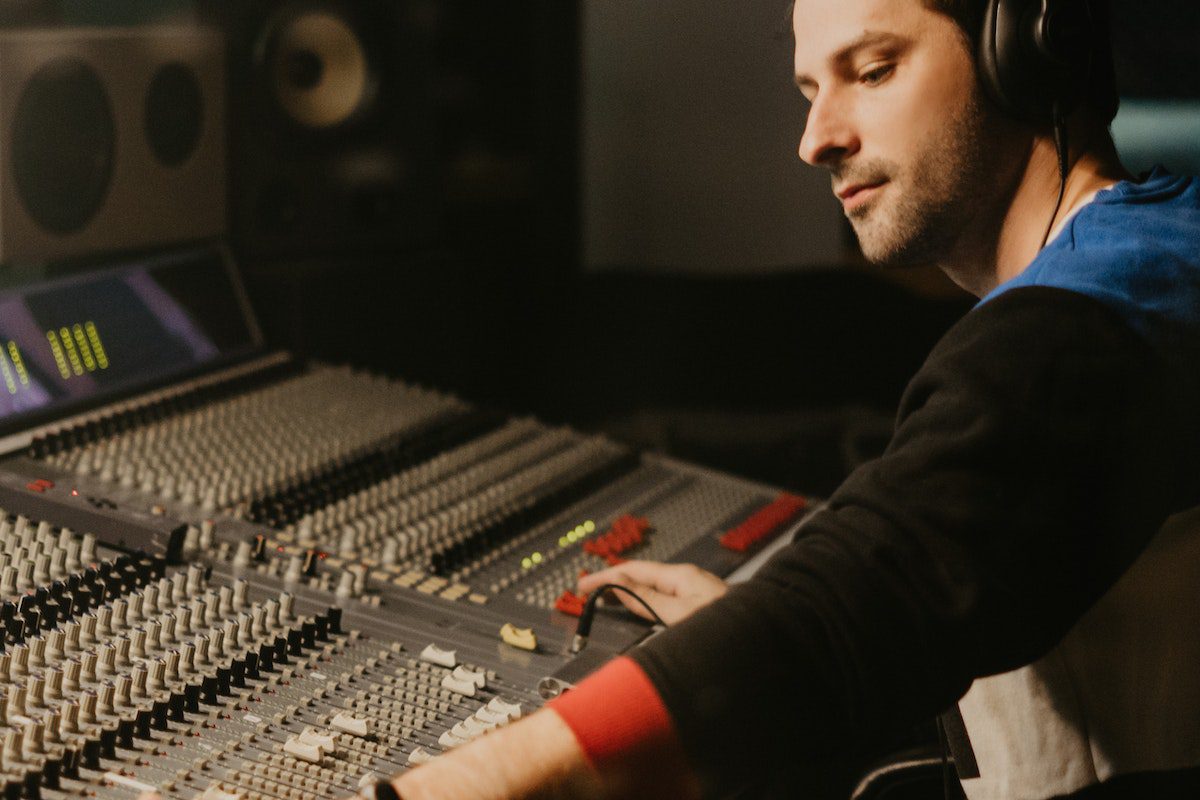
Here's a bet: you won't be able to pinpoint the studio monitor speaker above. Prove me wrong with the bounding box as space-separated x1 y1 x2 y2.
0 27 225 264
205 0 439 259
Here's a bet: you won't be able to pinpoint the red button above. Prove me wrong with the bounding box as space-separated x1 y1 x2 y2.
720 493 808 552
555 591 588 617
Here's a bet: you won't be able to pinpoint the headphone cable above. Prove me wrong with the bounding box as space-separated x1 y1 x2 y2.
1041 103 1070 250
570 583 668 655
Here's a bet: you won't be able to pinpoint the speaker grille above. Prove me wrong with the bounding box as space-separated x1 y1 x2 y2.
12 57 115 235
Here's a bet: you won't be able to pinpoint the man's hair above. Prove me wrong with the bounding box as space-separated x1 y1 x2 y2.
786 0 1120 123
924 0 1120 123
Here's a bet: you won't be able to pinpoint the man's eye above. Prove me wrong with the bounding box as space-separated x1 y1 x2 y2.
860 64 894 86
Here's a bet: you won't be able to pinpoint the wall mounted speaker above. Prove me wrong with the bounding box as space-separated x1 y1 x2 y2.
0 26 225 264
205 0 439 259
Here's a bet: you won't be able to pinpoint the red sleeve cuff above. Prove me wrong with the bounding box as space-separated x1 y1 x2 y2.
548 656 698 796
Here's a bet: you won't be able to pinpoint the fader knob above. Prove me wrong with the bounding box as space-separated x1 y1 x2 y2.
117 717 135 748
168 692 186 723
278 592 295 623
231 579 248 611
199 520 215 550
284 555 304 583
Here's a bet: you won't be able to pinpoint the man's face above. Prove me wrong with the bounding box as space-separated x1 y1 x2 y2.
793 0 1022 266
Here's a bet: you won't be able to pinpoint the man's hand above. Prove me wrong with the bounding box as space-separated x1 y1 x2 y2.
577 561 727 625
140 713 602 800
390 709 604 800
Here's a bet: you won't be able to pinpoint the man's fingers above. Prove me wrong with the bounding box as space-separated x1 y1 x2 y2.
578 560 687 595
579 560 726 597
577 560 728 625
608 583 675 622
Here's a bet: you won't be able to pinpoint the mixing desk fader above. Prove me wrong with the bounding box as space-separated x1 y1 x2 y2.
0 507 550 799
0 245 816 797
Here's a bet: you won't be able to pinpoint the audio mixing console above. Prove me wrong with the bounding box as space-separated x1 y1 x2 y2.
0 247 814 797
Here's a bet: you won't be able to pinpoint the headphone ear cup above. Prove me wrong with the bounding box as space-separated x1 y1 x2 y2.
978 0 1092 124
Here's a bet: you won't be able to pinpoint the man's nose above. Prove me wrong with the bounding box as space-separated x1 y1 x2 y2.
798 94 860 167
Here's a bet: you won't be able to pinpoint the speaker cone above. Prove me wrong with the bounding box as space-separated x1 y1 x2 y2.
12 57 115 235
264 11 371 130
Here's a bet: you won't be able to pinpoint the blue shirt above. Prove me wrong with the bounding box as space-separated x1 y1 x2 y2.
982 167 1200 364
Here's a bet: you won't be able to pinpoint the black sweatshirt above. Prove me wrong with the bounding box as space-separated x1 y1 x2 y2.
629 287 1200 794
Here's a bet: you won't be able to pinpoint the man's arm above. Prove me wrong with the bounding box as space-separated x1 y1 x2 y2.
392 286 1198 796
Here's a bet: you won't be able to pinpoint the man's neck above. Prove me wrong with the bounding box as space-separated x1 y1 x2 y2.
941 131 1132 298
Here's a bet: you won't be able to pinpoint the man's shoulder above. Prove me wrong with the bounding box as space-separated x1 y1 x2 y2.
981 170 1200 350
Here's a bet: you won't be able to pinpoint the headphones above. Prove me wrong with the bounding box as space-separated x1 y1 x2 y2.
979 0 1096 125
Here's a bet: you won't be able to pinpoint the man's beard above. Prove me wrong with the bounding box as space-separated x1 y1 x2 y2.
838 88 1009 268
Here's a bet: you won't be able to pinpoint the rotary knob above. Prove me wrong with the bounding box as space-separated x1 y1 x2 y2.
26 675 45 708
114 675 132 710
95 645 116 682
179 642 196 677
79 691 98 726
81 650 100 684
164 649 182 685
45 628 66 661
97 682 116 717
95 606 113 638
147 658 167 693
162 610 181 643
28 636 46 669
44 667 64 702
62 660 82 693
114 636 131 668
79 613 98 646
6 684 27 718
186 563 205 596
141 583 160 617
9 643 29 677
129 628 148 660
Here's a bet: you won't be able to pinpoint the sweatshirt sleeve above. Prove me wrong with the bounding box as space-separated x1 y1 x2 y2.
623 286 1199 792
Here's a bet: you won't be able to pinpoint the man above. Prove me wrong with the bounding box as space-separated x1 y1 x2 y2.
384 0 1200 797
